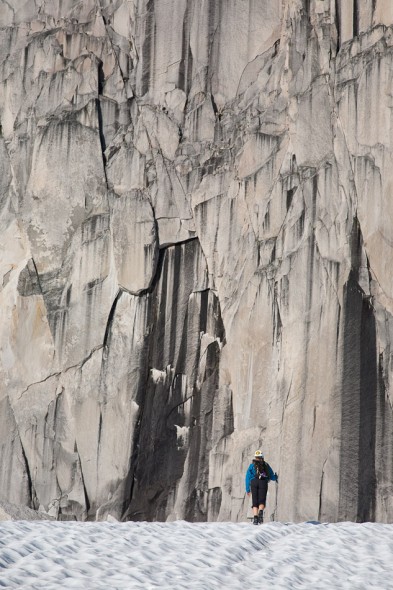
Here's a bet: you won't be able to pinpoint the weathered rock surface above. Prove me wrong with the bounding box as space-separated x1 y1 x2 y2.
0 0 392 523
0 501 53 521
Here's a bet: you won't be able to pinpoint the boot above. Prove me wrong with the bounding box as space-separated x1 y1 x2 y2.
253 515 259 525
258 510 264 524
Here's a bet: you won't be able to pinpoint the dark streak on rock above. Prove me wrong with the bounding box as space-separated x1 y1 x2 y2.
357 294 376 521
185 339 221 521
103 290 123 349
96 98 107 166
318 467 324 521
273 285 282 346
375 352 393 520
178 0 193 94
98 410 103 450
17 259 42 297
140 0 155 96
286 186 297 211
19 440 34 509
211 93 220 120
97 59 105 96
169 245 182 364
335 0 341 51
339 219 377 522
123 239 226 521
74 440 90 514
353 0 359 38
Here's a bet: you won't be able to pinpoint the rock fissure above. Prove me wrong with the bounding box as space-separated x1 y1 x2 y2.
103 291 122 349
96 1 129 92
16 373 61 401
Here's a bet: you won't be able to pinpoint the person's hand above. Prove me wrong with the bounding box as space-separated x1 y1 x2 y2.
247 492 250 496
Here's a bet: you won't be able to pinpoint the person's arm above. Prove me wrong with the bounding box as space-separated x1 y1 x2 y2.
267 463 278 482
245 464 253 493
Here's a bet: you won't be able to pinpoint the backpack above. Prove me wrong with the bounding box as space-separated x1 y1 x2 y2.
254 460 269 480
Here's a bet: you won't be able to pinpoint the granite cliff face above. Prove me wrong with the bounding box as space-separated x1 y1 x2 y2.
0 0 392 523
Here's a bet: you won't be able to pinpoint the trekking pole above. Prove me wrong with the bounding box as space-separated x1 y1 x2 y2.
269 473 278 522
273 475 278 522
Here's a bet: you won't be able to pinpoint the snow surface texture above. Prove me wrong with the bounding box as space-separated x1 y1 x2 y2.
0 521 392 589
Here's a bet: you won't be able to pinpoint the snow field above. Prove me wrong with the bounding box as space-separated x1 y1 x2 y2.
0 520 392 589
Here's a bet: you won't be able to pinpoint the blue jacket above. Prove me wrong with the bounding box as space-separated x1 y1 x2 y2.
245 462 277 493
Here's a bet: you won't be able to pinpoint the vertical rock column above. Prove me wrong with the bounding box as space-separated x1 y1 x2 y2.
126 239 228 521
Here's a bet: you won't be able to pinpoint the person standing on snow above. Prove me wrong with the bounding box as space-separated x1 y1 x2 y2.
245 450 278 525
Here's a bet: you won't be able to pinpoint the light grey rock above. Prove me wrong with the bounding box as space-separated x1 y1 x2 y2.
0 500 54 521
0 0 392 524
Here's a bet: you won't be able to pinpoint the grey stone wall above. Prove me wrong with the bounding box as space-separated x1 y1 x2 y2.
0 0 392 522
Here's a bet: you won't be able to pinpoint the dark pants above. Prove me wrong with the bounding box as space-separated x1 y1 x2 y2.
251 478 268 508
